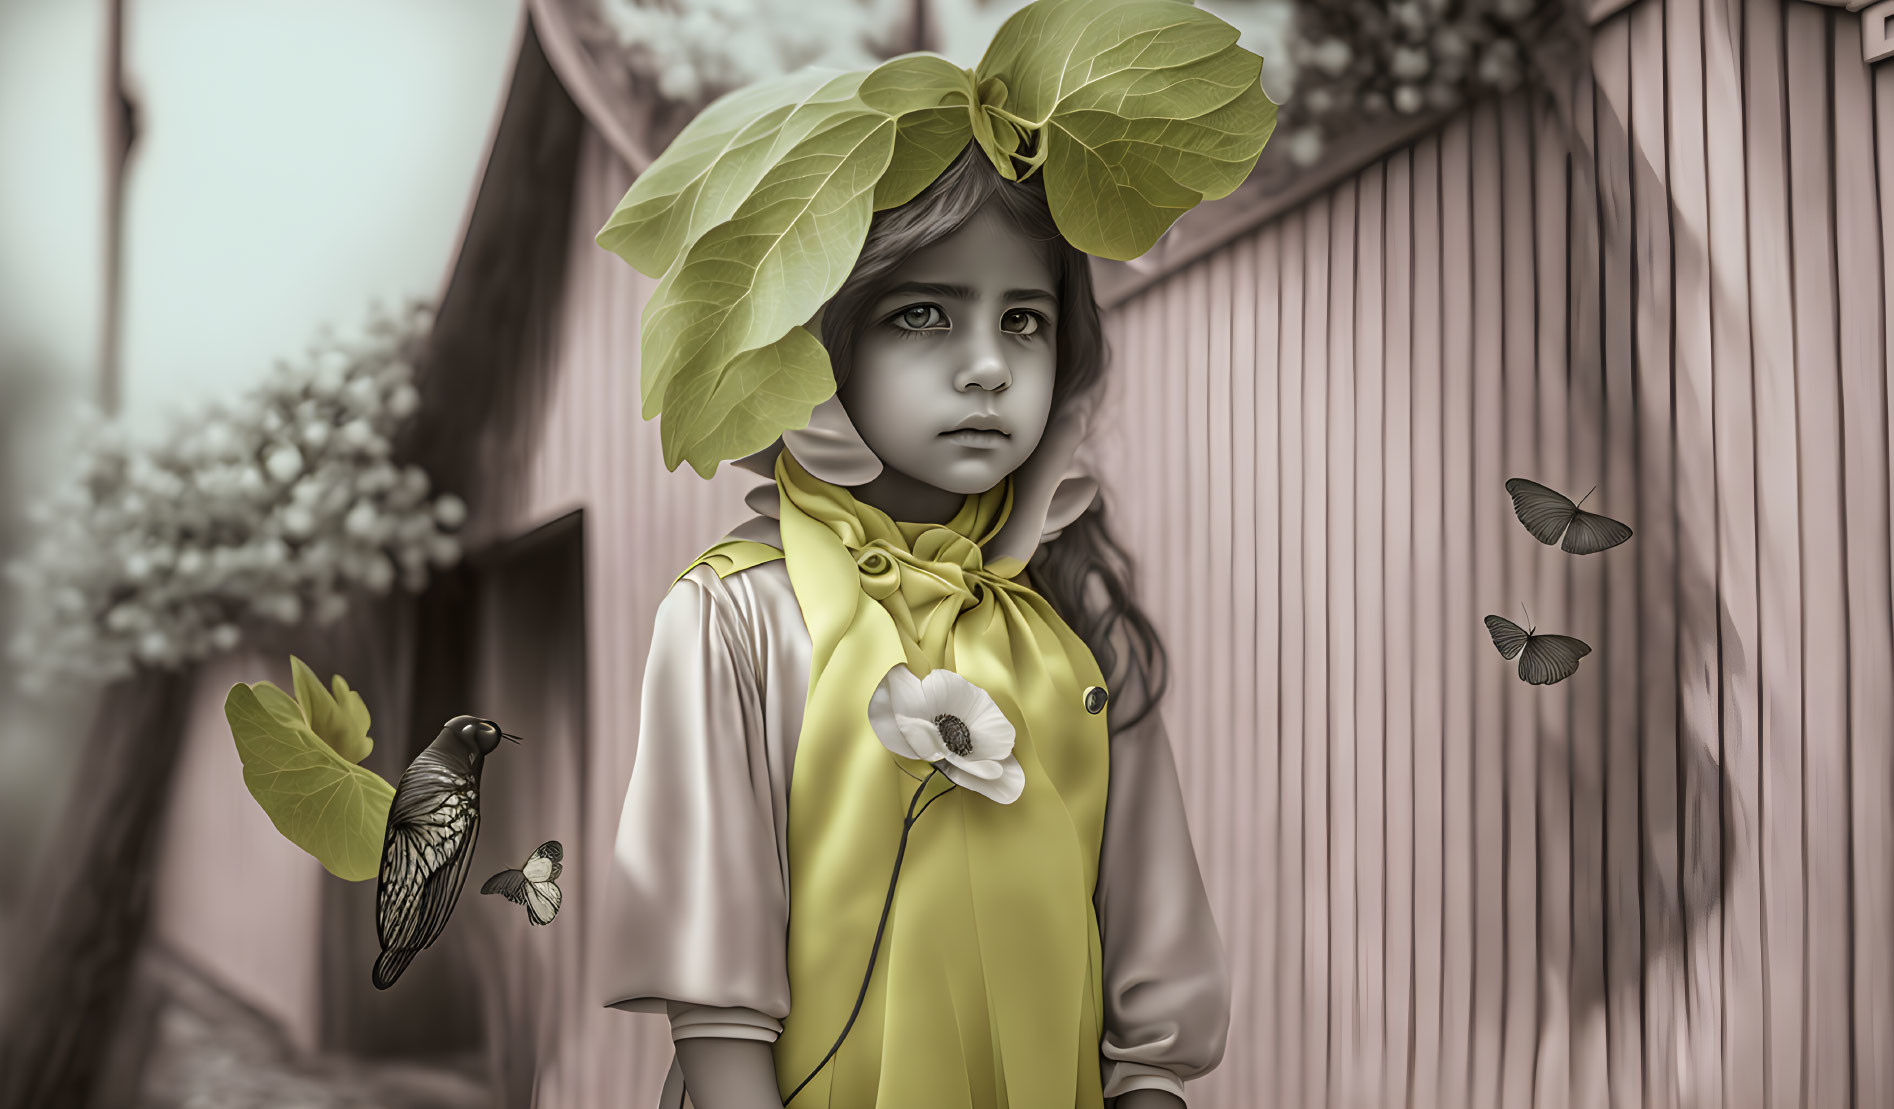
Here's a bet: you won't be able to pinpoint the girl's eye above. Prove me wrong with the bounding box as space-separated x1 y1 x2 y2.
893 304 948 331
1001 309 1044 337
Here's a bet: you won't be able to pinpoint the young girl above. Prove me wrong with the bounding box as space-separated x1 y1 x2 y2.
604 139 1232 1109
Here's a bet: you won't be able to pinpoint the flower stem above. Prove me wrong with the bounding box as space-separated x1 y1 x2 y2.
784 766 950 1103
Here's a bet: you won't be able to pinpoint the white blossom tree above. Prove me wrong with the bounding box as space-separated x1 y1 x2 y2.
7 299 465 694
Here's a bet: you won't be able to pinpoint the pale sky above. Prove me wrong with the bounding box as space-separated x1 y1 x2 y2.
0 0 520 449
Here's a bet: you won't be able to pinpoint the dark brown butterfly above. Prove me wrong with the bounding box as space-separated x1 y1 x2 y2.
1505 478 1633 554
1484 613 1591 685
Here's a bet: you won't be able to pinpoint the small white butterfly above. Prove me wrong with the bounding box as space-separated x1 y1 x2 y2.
481 840 562 926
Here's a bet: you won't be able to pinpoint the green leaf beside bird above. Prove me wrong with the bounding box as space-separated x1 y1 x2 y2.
225 656 393 881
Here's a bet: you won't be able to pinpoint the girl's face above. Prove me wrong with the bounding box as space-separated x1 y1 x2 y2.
837 206 1058 504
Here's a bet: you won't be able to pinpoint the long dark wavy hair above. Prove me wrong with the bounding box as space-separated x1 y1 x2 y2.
819 142 1170 734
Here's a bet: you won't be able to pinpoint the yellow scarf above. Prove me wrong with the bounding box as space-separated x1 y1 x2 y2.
731 449 1112 1107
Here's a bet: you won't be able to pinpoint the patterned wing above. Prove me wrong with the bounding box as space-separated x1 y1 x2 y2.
482 867 526 900
521 840 563 884
522 876 562 926
404 799 481 954
1518 634 1592 686
1562 510 1634 555
1484 615 1530 660
376 788 480 954
1504 478 1577 546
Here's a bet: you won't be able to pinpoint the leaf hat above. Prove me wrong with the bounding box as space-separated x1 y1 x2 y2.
595 0 1280 479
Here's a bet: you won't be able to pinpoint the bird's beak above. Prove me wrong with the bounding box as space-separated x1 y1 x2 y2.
501 732 524 745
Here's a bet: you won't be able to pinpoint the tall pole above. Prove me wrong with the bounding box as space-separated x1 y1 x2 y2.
0 8 166 1106
100 0 139 415
910 0 931 53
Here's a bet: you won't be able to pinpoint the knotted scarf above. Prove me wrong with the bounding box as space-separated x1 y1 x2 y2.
700 448 1113 1107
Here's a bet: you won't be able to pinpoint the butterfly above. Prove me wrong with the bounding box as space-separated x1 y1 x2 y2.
1484 613 1592 685
480 840 563 926
1504 478 1633 554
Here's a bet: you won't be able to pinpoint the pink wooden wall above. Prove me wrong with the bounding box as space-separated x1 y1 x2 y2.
352 0 1894 1105
1085 0 1893 1106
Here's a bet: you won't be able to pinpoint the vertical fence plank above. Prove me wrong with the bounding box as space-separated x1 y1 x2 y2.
1159 271 1187 813
1783 8 1852 1108
1206 247 1238 1104
1380 148 1419 1109
1326 179 1362 1109
1253 225 1288 1109
1565 60 1613 1109
1698 0 1770 1102
1437 112 1479 1109
1497 93 1542 1109
1629 2 1685 1103
1742 0 1811 1103
1351 160 1389 1109
1662 0 1730 1102
1410 131 1450 1109
1841 27 1894 1109
1187 261 1214 851
1466 100 1510 1109
1278 211 1310 1109
1226 233 1263 1109
1592 19 1650 1107
1301 194 1334 1109
1533 90 1577 1109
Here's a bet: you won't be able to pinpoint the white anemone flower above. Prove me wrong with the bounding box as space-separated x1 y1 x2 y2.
867 663 1023 804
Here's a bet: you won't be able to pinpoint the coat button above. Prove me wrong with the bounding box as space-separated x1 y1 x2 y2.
1083 685 1108 715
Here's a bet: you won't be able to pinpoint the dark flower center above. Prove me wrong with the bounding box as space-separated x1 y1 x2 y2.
933 713 972 756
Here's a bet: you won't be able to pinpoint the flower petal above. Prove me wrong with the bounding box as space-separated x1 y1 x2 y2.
870 665 929 759
916 667 966 714
896 715 946 760
885 662 927 706
945 754 1025 804
940 749 1004 780
961 704 1016 760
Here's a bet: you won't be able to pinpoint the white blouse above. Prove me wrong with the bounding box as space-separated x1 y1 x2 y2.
602 515 1231 1106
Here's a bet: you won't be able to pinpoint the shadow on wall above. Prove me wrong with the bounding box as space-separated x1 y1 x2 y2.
1532 17 1738 1087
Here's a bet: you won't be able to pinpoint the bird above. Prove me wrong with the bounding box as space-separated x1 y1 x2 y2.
481 840 564 926
372 715 521 989
1503 477 1633 554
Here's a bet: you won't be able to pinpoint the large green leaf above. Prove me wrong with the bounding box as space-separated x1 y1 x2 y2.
596 68 872 279
660 325 838 477
975 0 1278 259
226 682 394 881
858 55 978 210
636 107 895 428
288 654 373 764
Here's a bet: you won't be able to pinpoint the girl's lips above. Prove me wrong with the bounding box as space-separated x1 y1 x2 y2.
940 428 1009 448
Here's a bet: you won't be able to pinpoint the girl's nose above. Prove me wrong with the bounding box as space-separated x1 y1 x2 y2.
955 341 1011 393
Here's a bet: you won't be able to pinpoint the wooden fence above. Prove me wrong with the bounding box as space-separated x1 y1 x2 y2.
1086 0 1893 1105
